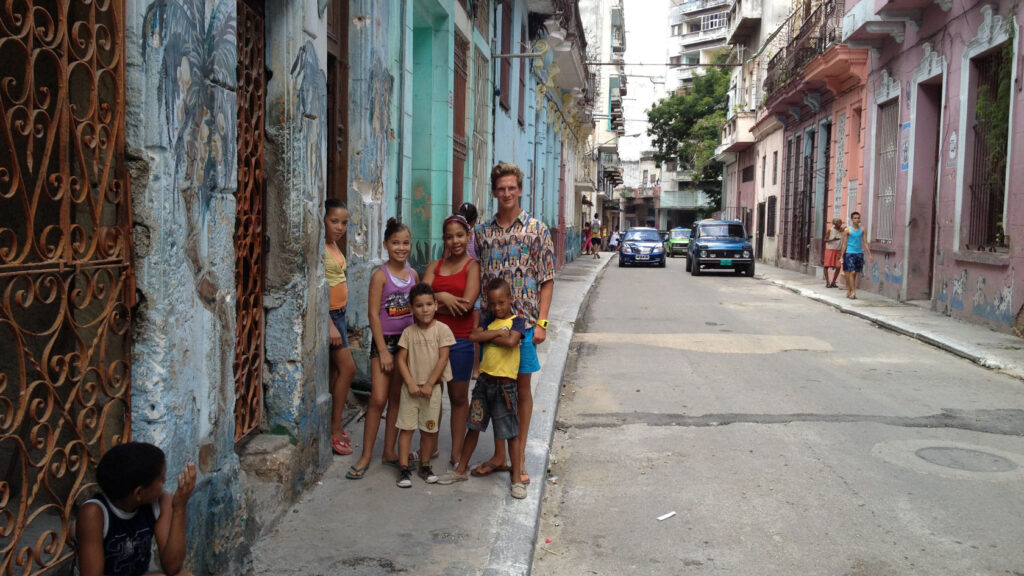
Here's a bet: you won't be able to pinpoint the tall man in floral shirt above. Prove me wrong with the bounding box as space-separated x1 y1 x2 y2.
472 162 555 485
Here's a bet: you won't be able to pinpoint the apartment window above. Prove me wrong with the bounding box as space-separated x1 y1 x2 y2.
766 196 777 237
874 99 899 243
966 47 1010 250
518 22 526 126
741 165 754 182
642 169 649 182
772 150 778 185
701 12 728 31
761 154 766 188
671 23 683 36
499 2 511 111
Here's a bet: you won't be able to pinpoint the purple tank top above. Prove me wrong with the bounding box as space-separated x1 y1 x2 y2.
379 264 414 335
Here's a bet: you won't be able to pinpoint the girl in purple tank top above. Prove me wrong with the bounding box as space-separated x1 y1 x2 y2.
348 218 420 480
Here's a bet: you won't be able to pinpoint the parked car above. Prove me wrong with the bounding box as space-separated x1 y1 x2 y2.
686 219 755 276
666 227 691 257
618 227 666 267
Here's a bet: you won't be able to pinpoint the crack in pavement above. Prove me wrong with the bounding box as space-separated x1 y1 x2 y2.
560 408 1024 436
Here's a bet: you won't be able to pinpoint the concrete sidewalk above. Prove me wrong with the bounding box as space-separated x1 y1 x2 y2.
757 264 1024 382
251 254 613 576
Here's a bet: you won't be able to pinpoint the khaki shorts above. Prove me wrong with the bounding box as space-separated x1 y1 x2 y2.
396 383 442 432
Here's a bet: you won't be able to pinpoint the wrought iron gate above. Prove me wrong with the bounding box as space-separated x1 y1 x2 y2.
234 0 266 441
0 1 132 573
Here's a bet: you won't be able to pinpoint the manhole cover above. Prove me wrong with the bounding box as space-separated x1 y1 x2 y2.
914 447 1018 472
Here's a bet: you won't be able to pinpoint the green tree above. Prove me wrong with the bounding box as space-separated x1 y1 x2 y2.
646 59 730 209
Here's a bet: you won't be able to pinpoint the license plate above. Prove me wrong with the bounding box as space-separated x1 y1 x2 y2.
636 255 649 261
720 259 732 266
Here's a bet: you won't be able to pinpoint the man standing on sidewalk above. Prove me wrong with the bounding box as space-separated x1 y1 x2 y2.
841 211 872 299
472 162 555 485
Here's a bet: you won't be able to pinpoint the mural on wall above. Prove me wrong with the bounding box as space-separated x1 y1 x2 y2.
937 269 968 312
565 226 582 262
291 41 328 205
144 0 237 312
349 59 395 263
972 273 1015 325
870 256 904 290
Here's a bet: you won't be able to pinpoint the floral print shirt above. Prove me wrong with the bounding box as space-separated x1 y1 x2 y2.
475 210 556 327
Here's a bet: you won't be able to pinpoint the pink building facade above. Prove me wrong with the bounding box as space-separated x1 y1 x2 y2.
846 0 1022 331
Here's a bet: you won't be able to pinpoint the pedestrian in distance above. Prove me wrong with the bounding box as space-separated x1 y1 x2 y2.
590 213 602 258
582 222 593 255
422 214 481 468
841 211 873 300
76 442 197 576
393 283 456 487
472 162 555 487
823 218 844 289
437 278 529 499
347 218 419 480
324 198 355 456
609 229 620 252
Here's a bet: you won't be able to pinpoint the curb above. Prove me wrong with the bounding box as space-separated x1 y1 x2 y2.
763 276 1023 380
483 255 614 576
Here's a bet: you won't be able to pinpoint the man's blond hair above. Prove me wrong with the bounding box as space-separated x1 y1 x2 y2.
490 162 523 191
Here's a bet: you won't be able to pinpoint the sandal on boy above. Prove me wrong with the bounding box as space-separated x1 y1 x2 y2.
332 437 352 456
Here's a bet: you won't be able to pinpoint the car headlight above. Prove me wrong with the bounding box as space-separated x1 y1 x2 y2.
621 245 633 254
743 250 750 258
653 245 663 253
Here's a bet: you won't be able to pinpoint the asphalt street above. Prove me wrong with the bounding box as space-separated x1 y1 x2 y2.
533 255 1024 575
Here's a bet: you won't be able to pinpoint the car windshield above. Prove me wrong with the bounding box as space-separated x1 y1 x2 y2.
623 229 661 242
699 224 746 238
670 229 690 239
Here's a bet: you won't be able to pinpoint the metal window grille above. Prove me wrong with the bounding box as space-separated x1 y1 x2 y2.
874 99 899 243
767 196 778 237
453 34 469 209
518 23 527 126
782 138 795 257
833 113 847 219
967 49 1008 250
1 2 132 573
234 0 267 442
772 150 778 185
500 3 512 111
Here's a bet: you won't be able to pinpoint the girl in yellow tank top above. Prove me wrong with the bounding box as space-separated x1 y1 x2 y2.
325 199 355 455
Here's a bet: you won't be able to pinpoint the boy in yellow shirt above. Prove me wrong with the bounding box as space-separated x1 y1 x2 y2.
437 278 528 499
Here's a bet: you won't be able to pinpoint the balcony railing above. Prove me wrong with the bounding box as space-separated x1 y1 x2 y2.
763 0 844 101
679 25 729 45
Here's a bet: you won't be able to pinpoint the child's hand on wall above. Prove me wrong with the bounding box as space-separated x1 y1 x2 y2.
173 462 197 510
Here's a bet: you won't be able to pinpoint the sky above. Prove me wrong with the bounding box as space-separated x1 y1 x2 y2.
617 0 671 163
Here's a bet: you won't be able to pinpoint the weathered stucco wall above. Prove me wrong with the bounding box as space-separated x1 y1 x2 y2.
128 0 247 571
126 1 331 572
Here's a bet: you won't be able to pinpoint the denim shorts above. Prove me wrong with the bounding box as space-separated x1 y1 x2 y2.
369 334 402 359
518 327 540 374
468 373 519 440
843 252 865 273
449 337 475 382
329 307 349 350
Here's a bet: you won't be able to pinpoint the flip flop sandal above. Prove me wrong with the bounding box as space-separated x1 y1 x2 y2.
345 465 368 479
470 462 511 477
332 437 353 456
382 459 401 469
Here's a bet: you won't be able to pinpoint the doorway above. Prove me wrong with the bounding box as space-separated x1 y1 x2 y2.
906 81 942 300
327 0 350 251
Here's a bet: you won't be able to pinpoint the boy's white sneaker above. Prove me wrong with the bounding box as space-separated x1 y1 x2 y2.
436 470 468 485
397 466 413 488
418 464 438 484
